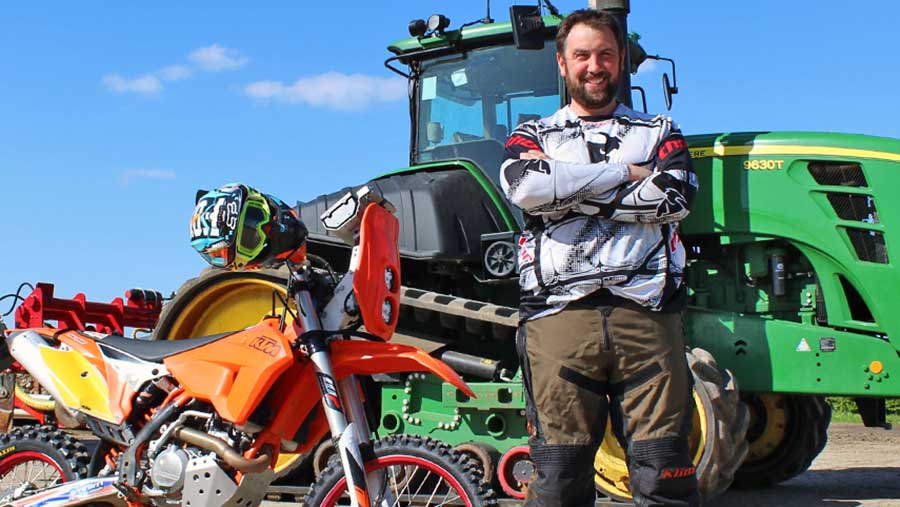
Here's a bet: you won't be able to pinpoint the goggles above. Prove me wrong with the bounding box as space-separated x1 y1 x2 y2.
233 191 271 268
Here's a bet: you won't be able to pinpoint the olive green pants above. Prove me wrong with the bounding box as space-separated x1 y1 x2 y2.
518 302 699 506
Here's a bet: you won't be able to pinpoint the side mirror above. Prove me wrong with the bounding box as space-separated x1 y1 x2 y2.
644 54 679 111
510 5 545 50
663 73 678 111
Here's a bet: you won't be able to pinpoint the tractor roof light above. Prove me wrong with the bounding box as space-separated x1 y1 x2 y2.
427 14 451 35
408 19 427 37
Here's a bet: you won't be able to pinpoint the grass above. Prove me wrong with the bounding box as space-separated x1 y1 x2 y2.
826 397 900 424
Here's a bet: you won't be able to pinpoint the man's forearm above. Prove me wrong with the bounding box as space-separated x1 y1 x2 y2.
600 168 697 224
501 158 630 214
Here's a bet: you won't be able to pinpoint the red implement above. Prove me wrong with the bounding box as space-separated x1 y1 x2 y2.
14 282 163 335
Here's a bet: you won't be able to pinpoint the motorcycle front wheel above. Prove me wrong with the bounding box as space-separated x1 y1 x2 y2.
303 434 497 507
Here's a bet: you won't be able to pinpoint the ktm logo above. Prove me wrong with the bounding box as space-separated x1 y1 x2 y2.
660 466 696 480
658 138 687 160
249 336 280 357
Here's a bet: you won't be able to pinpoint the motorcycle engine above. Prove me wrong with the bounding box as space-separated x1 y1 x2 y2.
149 445 193 493
144 420 271 507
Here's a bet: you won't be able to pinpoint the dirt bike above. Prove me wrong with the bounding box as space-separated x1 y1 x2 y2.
0 186 495 507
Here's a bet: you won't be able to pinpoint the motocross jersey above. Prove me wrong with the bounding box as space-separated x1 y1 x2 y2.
500 104 697 321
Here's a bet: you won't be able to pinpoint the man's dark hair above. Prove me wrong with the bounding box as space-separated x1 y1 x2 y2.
555 9 624 55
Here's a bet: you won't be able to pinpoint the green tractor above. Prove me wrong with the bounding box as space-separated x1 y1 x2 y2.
152 0 900 502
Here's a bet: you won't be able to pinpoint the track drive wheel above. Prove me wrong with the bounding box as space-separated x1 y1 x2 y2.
0 425 90 496
732 393 829 489
303 435 497 507
594 347 749 502
152 267 307 477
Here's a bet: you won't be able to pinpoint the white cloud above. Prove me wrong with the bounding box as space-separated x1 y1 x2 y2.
188 44 249 71
102 74 162 94
159 65 193 81
120 169 177 185
636 59 658 74
244 72 407 110
103 44 248 96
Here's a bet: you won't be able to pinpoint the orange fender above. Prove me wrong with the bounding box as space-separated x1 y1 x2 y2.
265 339 475 449
330 340 475 398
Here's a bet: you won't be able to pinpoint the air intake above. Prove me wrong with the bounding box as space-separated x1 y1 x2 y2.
809 162 867 187
827 194 878 223
845 229 889 264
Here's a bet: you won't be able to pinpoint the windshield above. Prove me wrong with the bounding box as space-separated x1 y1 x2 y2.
414 42 561 187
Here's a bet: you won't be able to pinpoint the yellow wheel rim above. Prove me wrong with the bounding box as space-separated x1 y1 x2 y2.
743 393 789 464
166 278 292 339
594 390 707 500
164 274 300 474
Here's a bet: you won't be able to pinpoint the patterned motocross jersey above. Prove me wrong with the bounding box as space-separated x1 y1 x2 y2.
500 104 698 320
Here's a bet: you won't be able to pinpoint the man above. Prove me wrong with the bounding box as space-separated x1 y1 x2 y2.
500 9 699 507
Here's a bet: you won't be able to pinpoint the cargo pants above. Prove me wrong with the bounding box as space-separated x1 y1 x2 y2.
518 301 699 507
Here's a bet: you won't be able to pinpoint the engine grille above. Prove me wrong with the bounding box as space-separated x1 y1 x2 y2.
827 193 879 223
845 229 889 264
809 162 868 187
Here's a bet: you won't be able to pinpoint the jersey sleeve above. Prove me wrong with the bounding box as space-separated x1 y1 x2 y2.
500 122 630 215
598 122 698 223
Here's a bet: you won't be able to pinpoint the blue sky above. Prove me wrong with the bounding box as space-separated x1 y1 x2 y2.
1 1 898 323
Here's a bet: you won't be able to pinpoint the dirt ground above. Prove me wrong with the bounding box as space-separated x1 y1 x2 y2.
259 423 900 506
708 423 900 507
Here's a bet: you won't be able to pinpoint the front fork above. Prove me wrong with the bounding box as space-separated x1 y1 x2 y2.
294 278 386 507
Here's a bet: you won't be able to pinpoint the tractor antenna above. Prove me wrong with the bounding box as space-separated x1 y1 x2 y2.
461 0 495 29
543 0 561 17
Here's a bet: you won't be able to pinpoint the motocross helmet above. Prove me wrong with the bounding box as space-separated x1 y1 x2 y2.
190 183 306 270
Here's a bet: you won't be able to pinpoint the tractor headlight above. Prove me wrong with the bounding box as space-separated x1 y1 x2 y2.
427 14 450 35
408 19 427 37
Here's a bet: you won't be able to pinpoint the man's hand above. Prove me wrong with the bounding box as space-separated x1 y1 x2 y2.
520 150 551 160
628 164 652 181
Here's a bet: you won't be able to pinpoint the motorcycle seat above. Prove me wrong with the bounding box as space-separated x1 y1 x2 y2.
89 332 235 362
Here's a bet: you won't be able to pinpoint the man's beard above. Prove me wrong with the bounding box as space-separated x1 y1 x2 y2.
566 71 618 112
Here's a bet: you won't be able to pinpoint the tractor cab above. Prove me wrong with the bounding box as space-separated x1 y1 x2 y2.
409 41 561 191
298 19 568 289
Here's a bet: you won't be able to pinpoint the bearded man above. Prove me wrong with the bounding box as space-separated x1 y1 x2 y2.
500 9 700 507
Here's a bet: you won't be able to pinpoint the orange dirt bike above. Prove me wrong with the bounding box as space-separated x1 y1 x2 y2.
0 186 495 507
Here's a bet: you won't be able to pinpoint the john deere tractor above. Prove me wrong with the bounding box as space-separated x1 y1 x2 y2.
152 0 900 501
